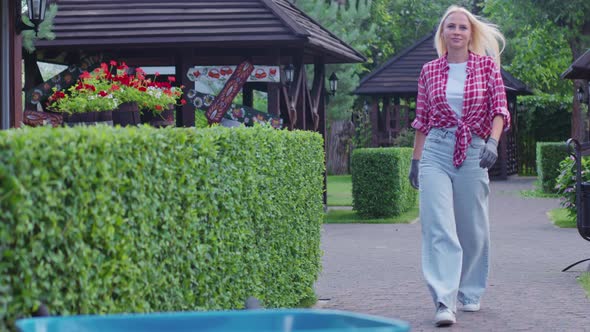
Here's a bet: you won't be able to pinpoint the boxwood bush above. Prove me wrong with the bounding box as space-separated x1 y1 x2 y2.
351 147 416 218
536 142 569 193
0 125 324 330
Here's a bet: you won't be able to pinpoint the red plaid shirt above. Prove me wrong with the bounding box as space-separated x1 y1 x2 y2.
412 52 511 167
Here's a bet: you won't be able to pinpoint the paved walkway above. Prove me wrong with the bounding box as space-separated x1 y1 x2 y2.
314 176 590 331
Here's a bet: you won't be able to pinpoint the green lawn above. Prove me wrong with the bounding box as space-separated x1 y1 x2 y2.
519 179 559 199
327 175 353 206
520 188 560 198
326 175 418 224
324 207 419 224
547 208 576 228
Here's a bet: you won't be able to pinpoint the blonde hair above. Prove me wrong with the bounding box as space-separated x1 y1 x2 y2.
434 5 505 66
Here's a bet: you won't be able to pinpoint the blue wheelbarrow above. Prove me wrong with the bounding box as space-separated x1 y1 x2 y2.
16 308 410 332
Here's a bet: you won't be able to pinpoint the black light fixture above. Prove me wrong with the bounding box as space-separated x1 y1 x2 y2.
577 86 588 105
284 64 295 85
17 0 48 34
328 72 338 96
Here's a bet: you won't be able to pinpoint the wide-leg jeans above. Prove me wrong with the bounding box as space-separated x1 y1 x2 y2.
419 127 490 312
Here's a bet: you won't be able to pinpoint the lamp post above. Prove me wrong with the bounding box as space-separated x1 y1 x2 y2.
328 72 338 96
17 0 48 34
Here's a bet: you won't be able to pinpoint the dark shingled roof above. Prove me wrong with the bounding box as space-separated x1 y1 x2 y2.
561 49 590 80
35 0 365 64
354 32 532 95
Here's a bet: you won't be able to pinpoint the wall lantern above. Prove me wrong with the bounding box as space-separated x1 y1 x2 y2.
328 72 338 96
284 64 295 85
17 0 48 34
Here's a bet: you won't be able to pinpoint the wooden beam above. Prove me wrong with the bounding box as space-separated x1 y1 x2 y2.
313 57 327 206
175 50 195 127
7 0 23 128
281 84 296 130
266 50 281 117
370 98 379 147
383 98 391 142
296 65 307 130
11 34 23 127
309 59 325 131
242 84 253 108
23 51 44 91
0 0 8 129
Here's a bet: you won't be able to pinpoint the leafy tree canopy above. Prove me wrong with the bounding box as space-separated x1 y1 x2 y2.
294 0 376 121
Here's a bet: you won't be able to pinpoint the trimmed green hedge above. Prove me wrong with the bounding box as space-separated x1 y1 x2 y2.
536 142 569 193
351 147 416 218
0 126 324 330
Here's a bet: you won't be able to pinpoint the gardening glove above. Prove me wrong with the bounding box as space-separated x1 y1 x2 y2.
479 137 498 169
409 159 420 189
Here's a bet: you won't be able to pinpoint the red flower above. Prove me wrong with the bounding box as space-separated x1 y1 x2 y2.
168 76 176 83
110 60 117 66
110 84 120 91
79 71 91 79
98 91 108 97
155 105 163 111
180 99 187 105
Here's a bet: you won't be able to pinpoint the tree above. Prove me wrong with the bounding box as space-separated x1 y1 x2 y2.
367 0 484 68
484 0 590 140
294 0 376 121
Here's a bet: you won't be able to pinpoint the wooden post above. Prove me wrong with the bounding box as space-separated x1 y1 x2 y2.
11 34 22 127
267 51 280 117
370 98 379 147
572 80 586 142
314 57 327 206
289 53 305 130
394 96 401 136
0 0 8 129
4 0 23 128
23 51 44 91
175 50 195 127
242 84 253 108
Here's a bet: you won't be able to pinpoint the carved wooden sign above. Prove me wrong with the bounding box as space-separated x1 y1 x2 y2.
205 60 254 123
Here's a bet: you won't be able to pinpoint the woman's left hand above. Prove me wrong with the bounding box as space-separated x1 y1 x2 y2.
479 138 498 168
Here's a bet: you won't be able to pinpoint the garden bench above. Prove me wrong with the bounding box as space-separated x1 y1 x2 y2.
562 138 590 272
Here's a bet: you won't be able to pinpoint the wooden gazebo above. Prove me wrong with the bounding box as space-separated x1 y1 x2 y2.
354 32 532 179
562 49 590 80
561 49 590 142
17 0 365 138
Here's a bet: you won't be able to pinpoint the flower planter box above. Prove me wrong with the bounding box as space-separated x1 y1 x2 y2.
63 111 113 127
113 102 141 127
140 106 175 128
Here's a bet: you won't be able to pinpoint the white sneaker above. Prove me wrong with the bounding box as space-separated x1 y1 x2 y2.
461 303 481 312
434 304 456 327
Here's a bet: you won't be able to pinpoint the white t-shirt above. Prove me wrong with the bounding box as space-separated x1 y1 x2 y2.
446 62 468 118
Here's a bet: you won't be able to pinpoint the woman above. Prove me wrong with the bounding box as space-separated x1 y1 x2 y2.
408 5 510 327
